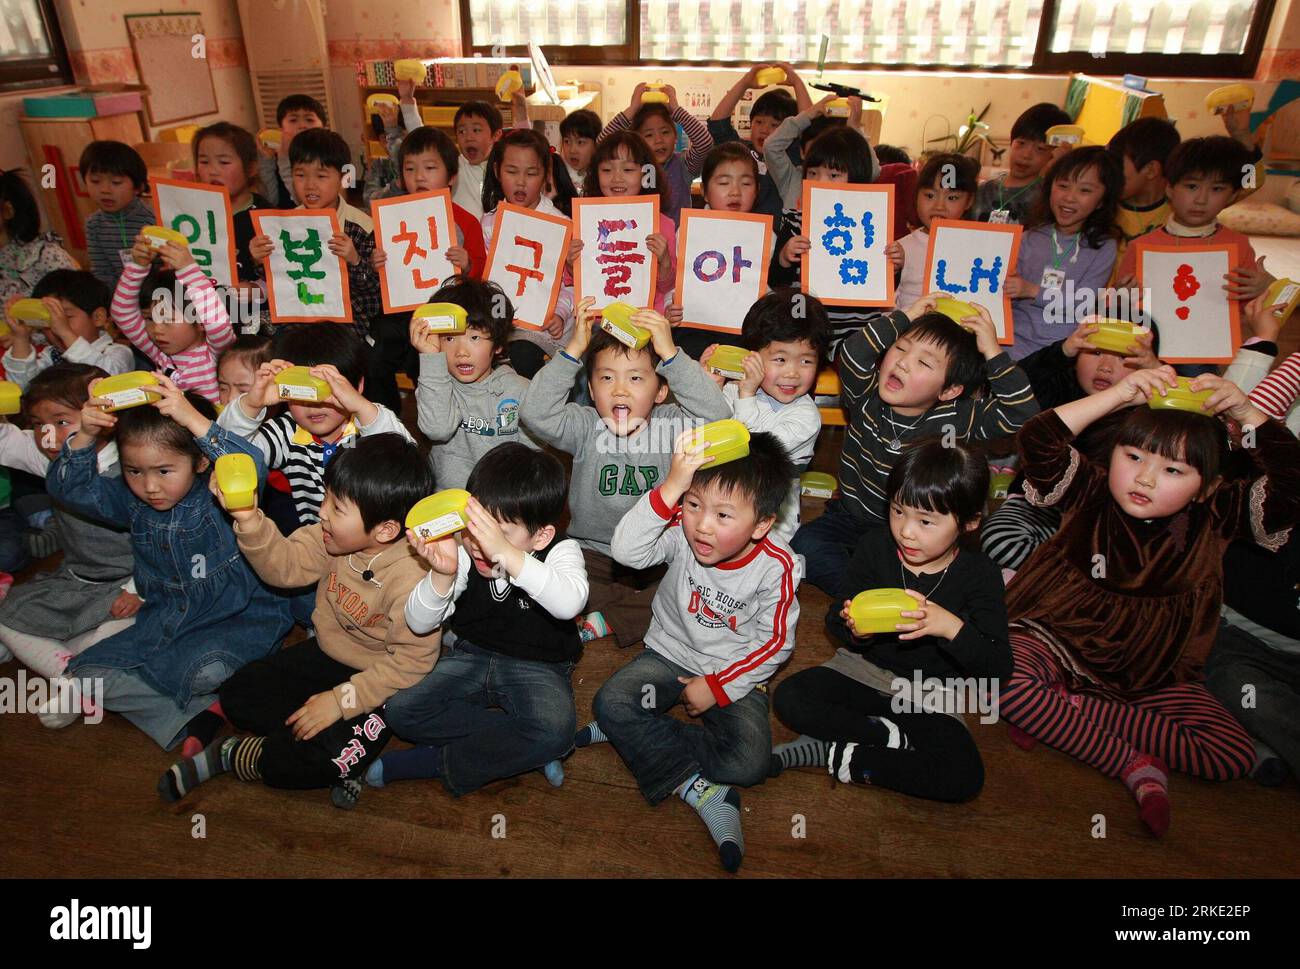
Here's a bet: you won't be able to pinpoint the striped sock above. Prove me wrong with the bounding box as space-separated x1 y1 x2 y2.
574 720 608 747
369 744 443 786
157 736 239 802
330 779 363 810
229 736 265 782
771 735 829 775
1121 753 1170 838
678 774 744 873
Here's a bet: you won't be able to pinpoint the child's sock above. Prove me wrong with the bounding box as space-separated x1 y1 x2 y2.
180 701 227 758
541 759 565 787
158 735 241 802
827 720 910 785
366 744 443 787
678 774 744 873
771 734 829 775
579 611 611 643
574 720 608 747
1121 753 1170 838
330 779 363 810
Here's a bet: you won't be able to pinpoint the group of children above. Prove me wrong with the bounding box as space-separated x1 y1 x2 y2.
0 67 1297 874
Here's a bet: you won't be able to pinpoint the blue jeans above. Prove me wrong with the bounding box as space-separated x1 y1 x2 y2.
384 639 576 796
592 649 771 804
791 499 872 599
77 662 224 749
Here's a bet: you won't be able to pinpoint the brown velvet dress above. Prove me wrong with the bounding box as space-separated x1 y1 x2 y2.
1005 409 1300 700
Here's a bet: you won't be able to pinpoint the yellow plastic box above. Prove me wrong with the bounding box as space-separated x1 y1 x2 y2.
215 453 258 511
258 128 282 151
1264 277 1300 325
1205 83 1253 115
599 302 650 349
406 489 471 542
274 366 331 403
141 225 189 250
1086 318 1146 355
413 302 468 334
394 59 427 83
95 372 162 412
642 83 669 104
933 297 980 327
693 418 750 467
755 67 787 86
8 298 50 328
799 471 837 498
495 70 523 100
0 380 20 416
1046 124 1085 146
707 344 751 380
1148 376 1213 414
849 588 921 634
366 93 399 116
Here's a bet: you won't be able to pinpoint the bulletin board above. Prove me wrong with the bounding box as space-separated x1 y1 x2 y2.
126 12 219 127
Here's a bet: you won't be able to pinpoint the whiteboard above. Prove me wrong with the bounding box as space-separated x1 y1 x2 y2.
126 12 219 127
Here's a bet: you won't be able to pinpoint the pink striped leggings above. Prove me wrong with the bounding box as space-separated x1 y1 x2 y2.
1001 632 1254 781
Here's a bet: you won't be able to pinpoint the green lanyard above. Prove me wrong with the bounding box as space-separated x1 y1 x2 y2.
996 175 1037 212
1050 228 1079 270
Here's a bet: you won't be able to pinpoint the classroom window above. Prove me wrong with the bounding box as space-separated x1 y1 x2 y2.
459 0 1276 75
0 0 72 91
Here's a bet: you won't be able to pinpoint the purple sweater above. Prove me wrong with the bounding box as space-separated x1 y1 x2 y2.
1010 224 1117 360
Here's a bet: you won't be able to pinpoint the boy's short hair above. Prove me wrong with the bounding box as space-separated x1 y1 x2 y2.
702 142 759 187
272 323 369 387
276 94 327 126
32 269 112 316
115 391 217 467
916 152 979 196
397 126 459 178
689 430 794 522
584 328 663 384
803 126 873 183
219 333 274 372
288 128 350 172
874 144 912 166
78 140 147 189
741 287 831 367
560 108 601 142
454 100 503 133
1107 117 1180 175
750 89 797 124
425 278 515 350
24 362 107 415
799 115 839 152
1164 135 1251 188
0 169 41 243
898 314 986 397
1011 103 1072 143
465 442 567 534
193 122 259 171
886 439 989 528
324 433 436 533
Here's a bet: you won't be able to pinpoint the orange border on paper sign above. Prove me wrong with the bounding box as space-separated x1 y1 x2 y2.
250 209 353 324
1136 242 1242 364
799 181 896 308
483 202 573 331
371 188 457 314
921 218 1023 346
150 176 239 289
675 209 774 333
572 194 660 308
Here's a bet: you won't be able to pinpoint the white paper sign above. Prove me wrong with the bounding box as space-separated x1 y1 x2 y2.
573 195 659 310
372 189 457 313
676 210 773 333
801 182 894 306
484 203 572 330
922 218 1022 343
152 178 237 288
1138 244 1240 363
252 210 351 323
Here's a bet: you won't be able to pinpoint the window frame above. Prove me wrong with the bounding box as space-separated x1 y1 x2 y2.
0 0 74 92
459 0 1277 77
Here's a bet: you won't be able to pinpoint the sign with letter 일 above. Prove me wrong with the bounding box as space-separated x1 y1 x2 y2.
1138 243 1241 364
573 195 660 310
372 189 457 314
151 177 238 288
675 209 773 333
800 181 894 307
251 210 352 323
922 218 1022 344
484 202 573 331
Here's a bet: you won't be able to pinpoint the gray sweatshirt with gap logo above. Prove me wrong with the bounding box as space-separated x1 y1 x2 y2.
520 348 731 558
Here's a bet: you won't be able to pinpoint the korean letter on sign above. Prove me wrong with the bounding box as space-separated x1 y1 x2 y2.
484 202 572 330
151 177 238 288
675 210 773 333
251 209 352 323
800 181 894 307
372 189 457 313
573 195 659 309
1138 243 1240 363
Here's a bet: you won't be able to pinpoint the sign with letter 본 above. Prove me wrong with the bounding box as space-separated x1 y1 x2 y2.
922 218 1022 344
372 189 457 314
251 210 352 323
484 203 572 331
675 210 772 333
801 181 894 307
573 195 659 309
151 177 238 288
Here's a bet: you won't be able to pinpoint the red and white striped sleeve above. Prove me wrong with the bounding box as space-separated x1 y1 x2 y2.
1249 352 1300 421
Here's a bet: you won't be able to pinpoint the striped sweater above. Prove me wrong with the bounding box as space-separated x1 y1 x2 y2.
86 198 155 292
837 309 1039 525
111 261 236 402
612 486 800 707
217 403 415 524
